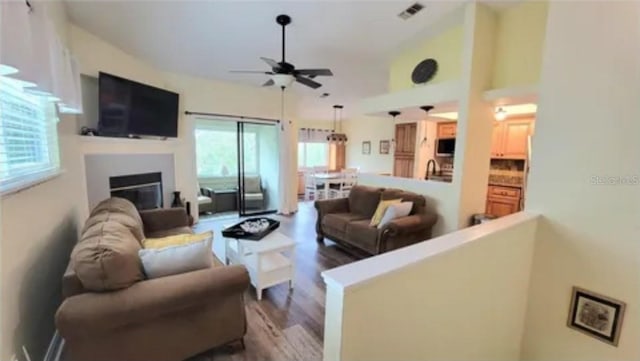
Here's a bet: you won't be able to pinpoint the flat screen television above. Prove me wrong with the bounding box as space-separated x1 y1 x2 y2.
98 72 179 138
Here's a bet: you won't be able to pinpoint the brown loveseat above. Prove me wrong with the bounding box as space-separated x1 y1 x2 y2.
56 198 249 361
315 185 438 255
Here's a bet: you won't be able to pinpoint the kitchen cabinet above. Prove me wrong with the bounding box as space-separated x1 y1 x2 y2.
491 118 533 159
486 185 521 217
393 123 417 178
437 122 457 138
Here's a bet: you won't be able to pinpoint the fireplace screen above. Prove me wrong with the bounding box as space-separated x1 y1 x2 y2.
109 172 163 210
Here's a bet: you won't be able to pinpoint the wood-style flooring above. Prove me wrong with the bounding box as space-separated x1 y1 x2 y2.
188 201 361 361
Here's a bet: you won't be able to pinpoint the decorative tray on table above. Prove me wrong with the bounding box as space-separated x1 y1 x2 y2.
221 217 280 241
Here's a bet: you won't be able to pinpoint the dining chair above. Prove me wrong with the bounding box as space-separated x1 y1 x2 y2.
329 171 357 199
304 171 326 201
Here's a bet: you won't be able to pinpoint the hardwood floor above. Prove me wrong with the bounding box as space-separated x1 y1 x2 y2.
188 201 361 361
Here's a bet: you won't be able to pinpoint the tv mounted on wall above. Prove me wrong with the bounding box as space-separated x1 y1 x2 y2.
98 72 179 138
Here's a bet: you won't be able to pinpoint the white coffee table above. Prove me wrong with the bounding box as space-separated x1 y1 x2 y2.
223 230 296 300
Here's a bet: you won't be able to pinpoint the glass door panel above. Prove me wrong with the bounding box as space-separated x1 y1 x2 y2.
237 122 279 216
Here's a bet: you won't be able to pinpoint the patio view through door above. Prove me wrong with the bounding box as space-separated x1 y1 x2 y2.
194 116 279 218
237 121 279 216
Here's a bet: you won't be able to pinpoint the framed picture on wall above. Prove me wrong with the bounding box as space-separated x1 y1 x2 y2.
379 140 390 154
567 286 626 346
362 141 371 155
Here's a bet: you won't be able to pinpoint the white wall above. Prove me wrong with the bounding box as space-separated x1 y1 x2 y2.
323 213 539 361
521 2 640 359
0 2 86 360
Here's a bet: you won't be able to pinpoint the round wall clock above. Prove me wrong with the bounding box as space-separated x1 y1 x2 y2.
411 58 438 85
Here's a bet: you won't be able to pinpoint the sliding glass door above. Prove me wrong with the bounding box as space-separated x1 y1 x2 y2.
237 121 279 216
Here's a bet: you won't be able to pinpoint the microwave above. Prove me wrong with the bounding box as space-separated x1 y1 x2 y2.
436 138 456 157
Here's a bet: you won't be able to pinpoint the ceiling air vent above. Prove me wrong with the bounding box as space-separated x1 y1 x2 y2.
398 2 424 20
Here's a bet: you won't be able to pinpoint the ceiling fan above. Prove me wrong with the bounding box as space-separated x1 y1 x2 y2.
230 14 333 89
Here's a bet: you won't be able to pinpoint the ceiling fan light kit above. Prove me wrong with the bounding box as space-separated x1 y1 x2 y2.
230 14 334 90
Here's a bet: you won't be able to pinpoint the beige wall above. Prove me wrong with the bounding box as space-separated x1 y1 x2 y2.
491 1 548 89
343 116 394 174
1 3 84 360
323 213 539 361
521 2 640 359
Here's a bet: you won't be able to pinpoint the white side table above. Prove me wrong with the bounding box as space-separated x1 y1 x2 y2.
224 230 296 300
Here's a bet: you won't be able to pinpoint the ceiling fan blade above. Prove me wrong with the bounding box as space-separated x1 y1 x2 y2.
262 79 275 87
295 75 322 89
260 57 281 70
230 70 273 74
296 68 333 77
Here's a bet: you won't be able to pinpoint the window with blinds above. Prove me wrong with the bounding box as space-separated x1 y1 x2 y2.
0 76 60 195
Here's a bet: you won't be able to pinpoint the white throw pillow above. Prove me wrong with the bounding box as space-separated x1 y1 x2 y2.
139 236 213 279
377 202 413 229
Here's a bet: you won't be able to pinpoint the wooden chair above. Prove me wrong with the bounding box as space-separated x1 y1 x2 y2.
329 170 357 199
304 171 326 201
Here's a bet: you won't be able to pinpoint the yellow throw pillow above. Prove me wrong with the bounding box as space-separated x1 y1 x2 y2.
370 199 402 227
143 231 213 249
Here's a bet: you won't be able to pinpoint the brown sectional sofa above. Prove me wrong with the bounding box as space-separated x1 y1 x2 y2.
315 185 438 255
56 198 250 361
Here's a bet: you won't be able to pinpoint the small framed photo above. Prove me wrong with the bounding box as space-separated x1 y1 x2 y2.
379 140 390 154
567 286 626 346
362 141 371 155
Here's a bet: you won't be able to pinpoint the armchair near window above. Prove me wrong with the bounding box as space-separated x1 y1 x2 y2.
241 176 265 210
197 185 215 214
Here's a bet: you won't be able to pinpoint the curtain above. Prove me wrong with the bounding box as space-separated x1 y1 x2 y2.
278 119 297 215
298 128 332 143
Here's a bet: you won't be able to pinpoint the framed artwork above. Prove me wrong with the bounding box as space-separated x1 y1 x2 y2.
379 140 390 154
362 141 371 155
567 286 626 346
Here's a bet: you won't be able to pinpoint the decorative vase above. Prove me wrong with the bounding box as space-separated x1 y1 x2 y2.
171 191 184 208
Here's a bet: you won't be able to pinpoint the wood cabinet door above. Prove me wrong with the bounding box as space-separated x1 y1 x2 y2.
393 156 414 178
437 122 457 138
486 197 520 217
395 123 417 155
501 120 531 159
490 122 504 157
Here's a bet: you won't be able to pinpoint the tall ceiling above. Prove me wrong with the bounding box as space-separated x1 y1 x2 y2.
64 0 468 120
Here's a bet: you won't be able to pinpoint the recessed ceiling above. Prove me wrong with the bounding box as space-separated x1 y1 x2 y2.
63 0 466 120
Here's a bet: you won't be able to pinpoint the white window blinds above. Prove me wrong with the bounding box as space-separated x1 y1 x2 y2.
0 76 60 194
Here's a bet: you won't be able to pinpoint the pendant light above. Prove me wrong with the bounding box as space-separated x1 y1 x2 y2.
327 105 348 144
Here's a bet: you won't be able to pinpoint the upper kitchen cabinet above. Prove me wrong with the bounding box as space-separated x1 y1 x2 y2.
437 122 457 138
491 118 533 159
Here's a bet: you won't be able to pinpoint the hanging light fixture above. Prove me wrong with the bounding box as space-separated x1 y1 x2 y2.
495 107 507 121
327 105 348 144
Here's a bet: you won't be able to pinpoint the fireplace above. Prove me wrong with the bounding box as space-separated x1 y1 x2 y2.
109 172 163 210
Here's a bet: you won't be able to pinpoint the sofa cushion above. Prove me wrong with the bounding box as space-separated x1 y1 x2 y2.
139 236 214 279
322 213 368 234
84 197 145 243
198 195 212 205
370 199 402 227
381 188 426 215
346 220 380 254
143 231 213 249
244 176 261 193
244 192 264 201
73 220 144 292
348 185 383 218
146 226 194 239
